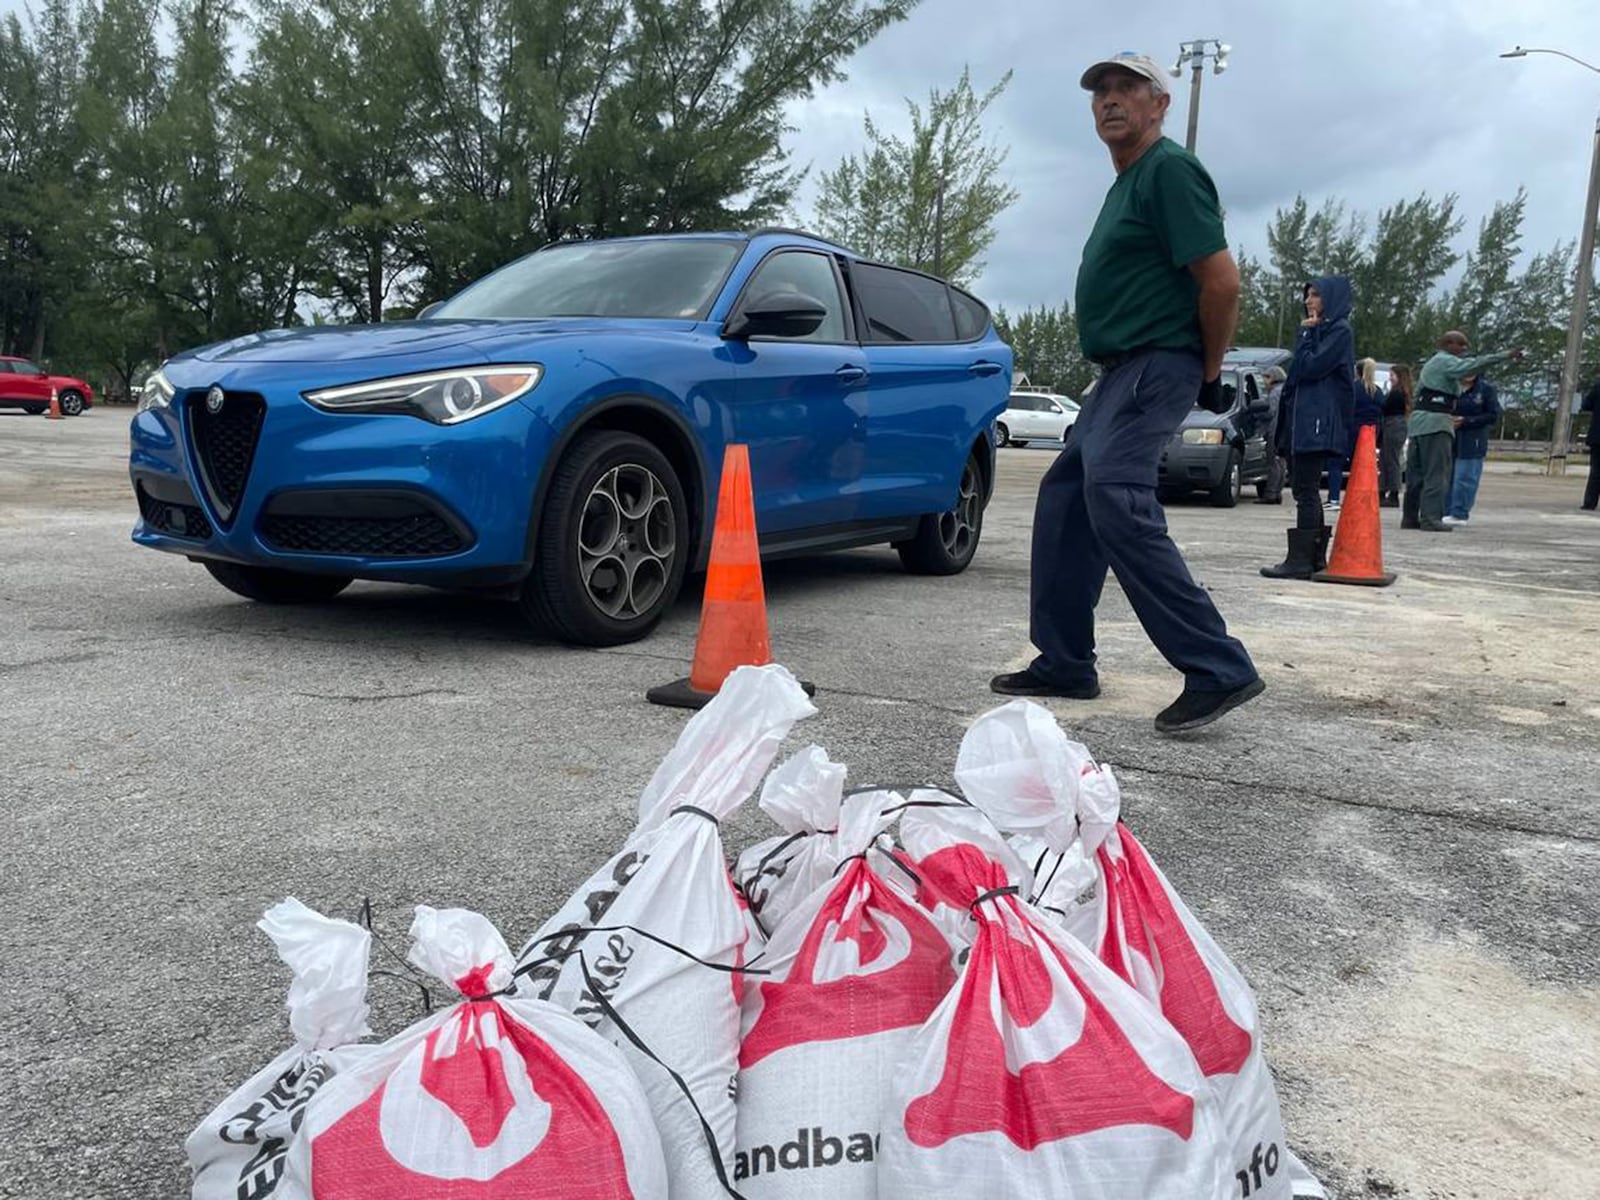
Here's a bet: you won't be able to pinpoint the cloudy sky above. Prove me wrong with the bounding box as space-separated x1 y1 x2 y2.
783 0 1600 313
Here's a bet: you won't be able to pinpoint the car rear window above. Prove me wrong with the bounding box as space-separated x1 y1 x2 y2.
854 263 958 343
432 238 744 321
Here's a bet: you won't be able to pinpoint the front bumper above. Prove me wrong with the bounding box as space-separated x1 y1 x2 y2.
1158 441 1230 490
129 376 554 587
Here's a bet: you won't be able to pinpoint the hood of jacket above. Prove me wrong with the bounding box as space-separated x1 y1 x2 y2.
1308 275 1353 326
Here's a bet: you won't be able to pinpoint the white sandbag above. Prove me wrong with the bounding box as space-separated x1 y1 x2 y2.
879 805 1227 1200
283 906 666 1199
734 790 957 1198
517 663 816 1198
958 699 1294 1200
734 746 849 939
186 898 372 1200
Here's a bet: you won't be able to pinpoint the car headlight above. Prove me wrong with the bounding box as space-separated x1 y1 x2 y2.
302 365 543 425
137 368 175 413
1181 428 1225 445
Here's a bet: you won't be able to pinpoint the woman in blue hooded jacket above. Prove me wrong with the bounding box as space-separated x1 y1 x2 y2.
1262 276 1356 579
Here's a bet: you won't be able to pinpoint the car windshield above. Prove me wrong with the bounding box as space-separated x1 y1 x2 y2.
432 238 744 321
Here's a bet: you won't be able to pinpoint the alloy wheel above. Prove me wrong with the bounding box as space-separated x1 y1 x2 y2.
938 461 981 559
577 463 677 620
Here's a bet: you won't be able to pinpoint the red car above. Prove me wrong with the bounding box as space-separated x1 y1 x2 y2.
0 356 95 415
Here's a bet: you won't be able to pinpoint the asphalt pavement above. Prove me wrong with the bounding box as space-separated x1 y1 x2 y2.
2 408 1597 1198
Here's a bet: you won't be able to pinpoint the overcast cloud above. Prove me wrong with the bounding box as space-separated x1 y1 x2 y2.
5 0 1595 318
783 0 1600 313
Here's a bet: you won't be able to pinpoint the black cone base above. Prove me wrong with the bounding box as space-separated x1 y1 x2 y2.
647 675 816 710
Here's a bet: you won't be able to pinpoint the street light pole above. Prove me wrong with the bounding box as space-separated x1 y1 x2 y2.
1501 46 1600 475
1170 39 1231 154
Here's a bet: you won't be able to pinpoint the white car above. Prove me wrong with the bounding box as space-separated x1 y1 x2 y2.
998 391 1079 447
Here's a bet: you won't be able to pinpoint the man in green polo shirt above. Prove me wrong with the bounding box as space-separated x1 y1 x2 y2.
990 51 1262 734
1403 331 1523 531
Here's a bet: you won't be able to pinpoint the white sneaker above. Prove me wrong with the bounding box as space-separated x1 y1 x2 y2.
1442 515 1464 525
1325 500 1341 511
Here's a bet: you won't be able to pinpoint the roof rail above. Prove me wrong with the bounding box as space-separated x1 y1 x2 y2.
749 226 859 254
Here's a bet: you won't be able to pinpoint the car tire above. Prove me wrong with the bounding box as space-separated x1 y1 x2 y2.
202 561 354 603
519 429 689 646
896 450 984 576
59 389 86 416
995 421 1011 448
1012 439 1029 448
1210 450 1242 508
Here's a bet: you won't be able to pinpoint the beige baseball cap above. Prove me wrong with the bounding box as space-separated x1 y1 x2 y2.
1080 52 1170 95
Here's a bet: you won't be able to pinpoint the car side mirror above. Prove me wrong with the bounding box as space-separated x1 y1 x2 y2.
417 301 443 319
724 289 828 340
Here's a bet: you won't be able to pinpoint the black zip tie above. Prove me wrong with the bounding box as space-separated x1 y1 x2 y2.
880 847 924 891
574 951 748 1200
357 897 439 996
1037 850 1065 904
739 830 810 894
830 852 869 878
513 923 771 980
670 804 720 825
969 884 1020 916
369 968 437 1015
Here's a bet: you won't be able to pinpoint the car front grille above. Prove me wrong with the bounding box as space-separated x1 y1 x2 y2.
259 512 467 558
188 390 266 525
137 484 213 541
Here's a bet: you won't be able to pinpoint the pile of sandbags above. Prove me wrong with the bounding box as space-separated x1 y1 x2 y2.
192 664 1323 1200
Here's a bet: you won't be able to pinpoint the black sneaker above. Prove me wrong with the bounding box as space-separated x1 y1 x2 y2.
989 667 1101 700
1154 677 1265 734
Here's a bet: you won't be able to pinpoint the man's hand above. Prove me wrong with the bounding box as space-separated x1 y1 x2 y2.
1300 315 1320 328
1452 416 1464 428
1510 347 1527 362
1197 375 1226 414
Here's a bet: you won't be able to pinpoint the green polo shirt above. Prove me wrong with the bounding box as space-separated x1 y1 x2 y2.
1076 137 1228 361
1410 350 1513 437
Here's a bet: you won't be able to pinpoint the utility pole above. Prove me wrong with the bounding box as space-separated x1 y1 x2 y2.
1501 46 1600 475
1170 39 1231 154
1551 111 1600 473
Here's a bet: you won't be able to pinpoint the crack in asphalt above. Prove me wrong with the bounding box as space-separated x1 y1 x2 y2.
292 688 462 703
0 650 107 676
1113 761 1600 845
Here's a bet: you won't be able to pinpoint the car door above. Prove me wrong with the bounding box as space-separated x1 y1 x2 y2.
1237 372 1269 477
725 248 867 533
853 263 1003 516
10 361 51 403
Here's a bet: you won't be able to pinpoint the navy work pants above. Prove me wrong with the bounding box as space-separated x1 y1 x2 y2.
1028 350 1258 693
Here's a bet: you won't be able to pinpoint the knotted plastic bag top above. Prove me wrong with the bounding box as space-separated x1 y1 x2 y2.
258 897 372 1052
955 699 1121 856
406 905 515 1000
636 663 817 833
759 744 848 834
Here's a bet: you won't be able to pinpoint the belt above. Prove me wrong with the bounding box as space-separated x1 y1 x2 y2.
1415 389 1454 414
1090 346 1161 371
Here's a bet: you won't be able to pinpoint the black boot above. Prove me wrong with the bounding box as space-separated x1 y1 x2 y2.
1260 528 1319 580
1253 493 1282 505
1313 526 1331 573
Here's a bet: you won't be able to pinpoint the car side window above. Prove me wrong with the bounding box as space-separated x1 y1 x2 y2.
739 251 847 342
854 263 958 344
1221 372 1241 410
1245 375 1260 402
0 362 12 374
14 361 41 376
951 288 990 340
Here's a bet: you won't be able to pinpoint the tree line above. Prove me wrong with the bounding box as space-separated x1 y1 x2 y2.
1000 187 1599 440
1 0 917 396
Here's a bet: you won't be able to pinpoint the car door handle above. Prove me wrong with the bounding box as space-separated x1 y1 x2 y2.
835 365 868 384
968 361 1003 377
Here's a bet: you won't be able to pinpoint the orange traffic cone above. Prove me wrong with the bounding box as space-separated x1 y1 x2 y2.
1314 424 1396 587
647 444 814 709
46 388 62 420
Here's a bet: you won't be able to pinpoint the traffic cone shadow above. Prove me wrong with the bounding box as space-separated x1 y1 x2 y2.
1314 424 1396 587
647 444 815 709
46 388 62 420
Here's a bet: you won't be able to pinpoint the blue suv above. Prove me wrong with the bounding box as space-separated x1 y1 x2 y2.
129 230 1011 644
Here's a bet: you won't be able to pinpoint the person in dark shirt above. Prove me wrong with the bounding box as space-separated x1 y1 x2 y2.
1379 364 1412 508
990 51 1261 734
1582 380 1600 512
1444 374 1501 524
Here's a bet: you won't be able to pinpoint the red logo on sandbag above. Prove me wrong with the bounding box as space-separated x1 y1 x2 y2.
1099 826 1252 1077
740 863 955 1068
310 1001 635 1197
902 844 1195 1151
